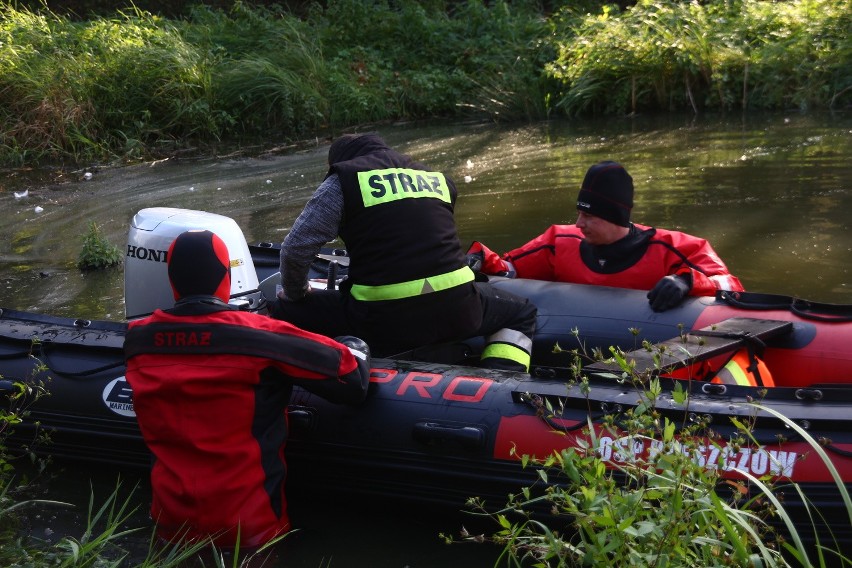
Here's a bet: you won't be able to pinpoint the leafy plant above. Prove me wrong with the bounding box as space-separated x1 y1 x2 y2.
78 222 122 271
545 0 851 116
0 345 51 477
0 349 59 567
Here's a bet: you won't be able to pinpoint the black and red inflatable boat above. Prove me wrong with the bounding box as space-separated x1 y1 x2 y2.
2 208 850 546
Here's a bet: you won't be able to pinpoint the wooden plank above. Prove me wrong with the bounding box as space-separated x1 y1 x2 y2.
585 317 793 376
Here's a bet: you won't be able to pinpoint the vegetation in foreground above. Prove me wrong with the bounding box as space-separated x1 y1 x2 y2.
445 336 852 567
0 0 849 167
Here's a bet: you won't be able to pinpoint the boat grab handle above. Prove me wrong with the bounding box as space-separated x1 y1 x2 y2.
413 421 485 450
701 383 727 395
794 388 823 401
718 290 852 322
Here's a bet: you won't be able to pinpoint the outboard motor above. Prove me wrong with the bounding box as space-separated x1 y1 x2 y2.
125 208 263 319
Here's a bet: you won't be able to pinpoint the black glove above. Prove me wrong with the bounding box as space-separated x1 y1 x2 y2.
325 336 371 404
335 335 371 363
466 252 483 273
335 336 371 387
647 274 692 312
465 252 491 282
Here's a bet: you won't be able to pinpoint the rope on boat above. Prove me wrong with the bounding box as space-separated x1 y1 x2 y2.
826 444 852 459
37 342 125 378
718 291 852 322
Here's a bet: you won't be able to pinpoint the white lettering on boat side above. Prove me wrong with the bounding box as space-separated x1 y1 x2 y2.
596 435 797 478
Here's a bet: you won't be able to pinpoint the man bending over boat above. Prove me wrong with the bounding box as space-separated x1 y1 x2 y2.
124 230 371 548
271 133 537 373
468 161 772 387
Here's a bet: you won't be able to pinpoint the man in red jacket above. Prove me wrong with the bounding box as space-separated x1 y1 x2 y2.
467 160 744 311
468 161 771 387
124 230 371 548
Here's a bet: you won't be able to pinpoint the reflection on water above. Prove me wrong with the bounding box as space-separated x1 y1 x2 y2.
1 112 849 320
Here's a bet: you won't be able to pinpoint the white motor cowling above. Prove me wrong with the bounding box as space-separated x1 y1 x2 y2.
125 208 263 319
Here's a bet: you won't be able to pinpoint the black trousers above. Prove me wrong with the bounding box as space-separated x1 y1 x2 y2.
269 282 536 360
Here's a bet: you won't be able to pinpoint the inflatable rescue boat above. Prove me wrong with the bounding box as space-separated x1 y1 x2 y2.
2 208 851 544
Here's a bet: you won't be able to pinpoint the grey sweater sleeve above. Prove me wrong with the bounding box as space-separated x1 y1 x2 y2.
279 174 344 300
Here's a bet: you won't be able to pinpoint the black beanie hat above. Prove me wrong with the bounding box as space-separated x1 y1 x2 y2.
575 161 634 227
167 230 231 302
325 133 392 181
328 133 389 165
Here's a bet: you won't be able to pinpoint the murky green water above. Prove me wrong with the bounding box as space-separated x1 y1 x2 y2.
2 111 850 323
3 111 851 566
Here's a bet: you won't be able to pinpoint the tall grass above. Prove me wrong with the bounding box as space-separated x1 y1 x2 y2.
0 5 214 164
744 404 852 567
0 0 848 167
546 0 851 115
183 3 329 138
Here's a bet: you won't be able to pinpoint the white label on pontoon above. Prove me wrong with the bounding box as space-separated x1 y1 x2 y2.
102 376 136 418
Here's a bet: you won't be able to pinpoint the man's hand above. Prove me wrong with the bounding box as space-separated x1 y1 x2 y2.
647 274 692 312
335 335 371 389
276 283 310 302
335 335 371 363
333 336 371 404
466 251 484 274
465 241 514 279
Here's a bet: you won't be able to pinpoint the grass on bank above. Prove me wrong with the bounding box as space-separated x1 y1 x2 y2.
0 0 849 167
547 0 852 116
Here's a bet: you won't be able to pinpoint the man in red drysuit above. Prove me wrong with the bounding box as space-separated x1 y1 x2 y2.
468 161 771 386
467 160 744 311
124 229 371 548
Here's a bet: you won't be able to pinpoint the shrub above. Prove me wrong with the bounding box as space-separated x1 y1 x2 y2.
78 222 122 271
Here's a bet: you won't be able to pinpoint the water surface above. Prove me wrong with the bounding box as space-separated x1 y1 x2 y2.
2 111 849 322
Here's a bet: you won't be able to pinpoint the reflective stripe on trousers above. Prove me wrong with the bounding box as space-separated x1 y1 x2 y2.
481 328 532 373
